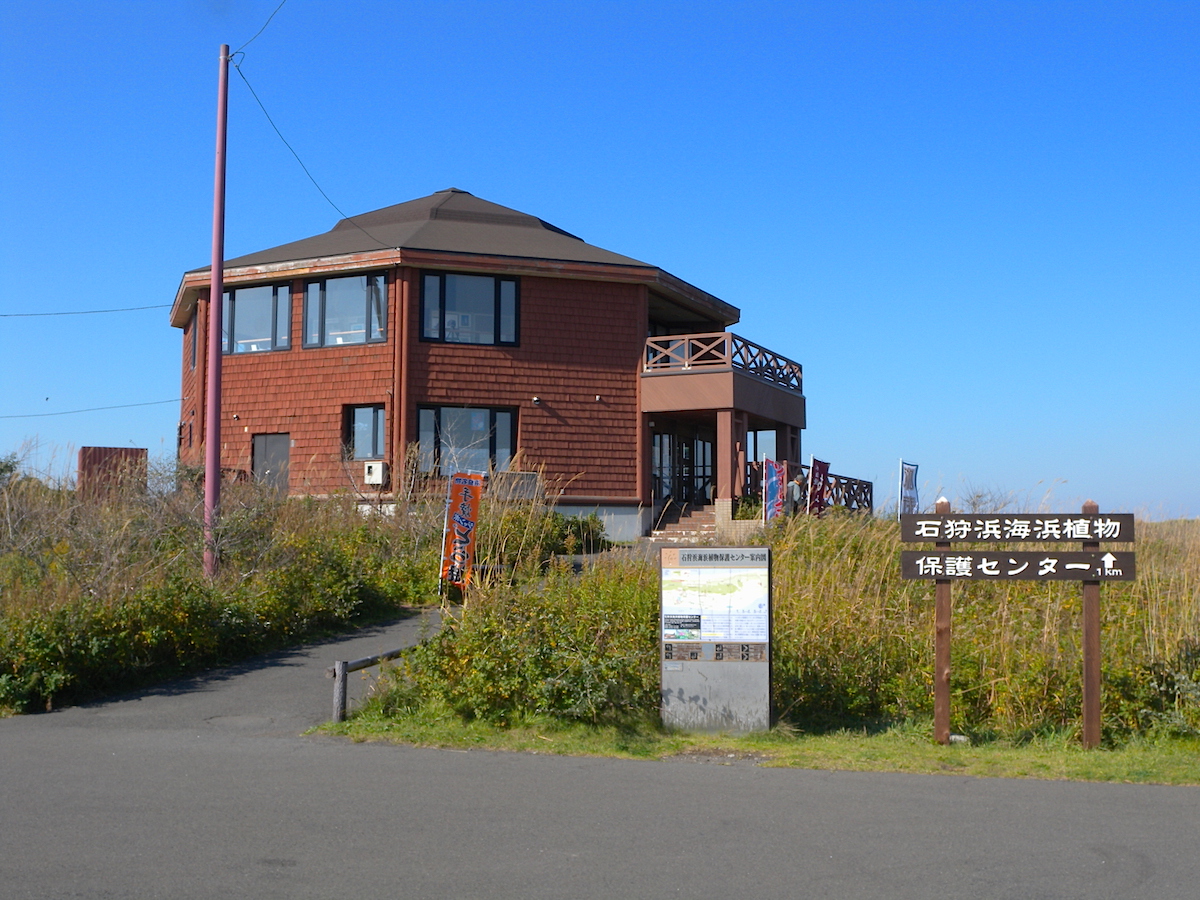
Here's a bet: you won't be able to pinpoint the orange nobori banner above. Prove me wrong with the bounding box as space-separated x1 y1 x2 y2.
441 472 485 587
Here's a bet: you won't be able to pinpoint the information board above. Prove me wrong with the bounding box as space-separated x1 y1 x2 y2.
660 547 771 733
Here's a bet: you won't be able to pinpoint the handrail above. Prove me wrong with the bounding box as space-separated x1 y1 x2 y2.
644 332 803 393
325 648 407 722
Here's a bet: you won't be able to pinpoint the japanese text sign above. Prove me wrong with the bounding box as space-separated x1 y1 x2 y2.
902 551 1135 581
900 514 1135 543
440 472 484 587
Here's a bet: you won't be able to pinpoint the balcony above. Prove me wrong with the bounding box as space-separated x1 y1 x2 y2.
641 332 806 425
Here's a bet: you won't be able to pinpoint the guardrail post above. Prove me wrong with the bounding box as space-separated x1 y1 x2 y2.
333 660 348 723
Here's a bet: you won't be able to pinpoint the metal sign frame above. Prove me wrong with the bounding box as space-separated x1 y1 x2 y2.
660 547 772 733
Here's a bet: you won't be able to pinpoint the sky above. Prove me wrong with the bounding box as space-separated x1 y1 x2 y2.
1 1 1197 518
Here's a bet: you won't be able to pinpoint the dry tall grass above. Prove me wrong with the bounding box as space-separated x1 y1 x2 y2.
764 512 1200 736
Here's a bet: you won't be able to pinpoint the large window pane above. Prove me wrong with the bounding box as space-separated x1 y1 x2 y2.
231 285 274 353
304 273 386 347
323 275 368 345
223 284 289 354
444 274 496 345
421 272 519 346
440 407 491 474
419 406 516 476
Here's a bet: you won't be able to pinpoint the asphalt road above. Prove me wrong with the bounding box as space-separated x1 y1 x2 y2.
3 611 1198 900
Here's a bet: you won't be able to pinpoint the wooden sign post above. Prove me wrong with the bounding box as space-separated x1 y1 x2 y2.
901 502 1135 747
934 497 952 746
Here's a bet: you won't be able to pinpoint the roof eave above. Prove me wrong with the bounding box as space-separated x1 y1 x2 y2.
170 247 738 329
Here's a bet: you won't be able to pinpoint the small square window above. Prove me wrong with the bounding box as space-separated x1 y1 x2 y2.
347 405 386 459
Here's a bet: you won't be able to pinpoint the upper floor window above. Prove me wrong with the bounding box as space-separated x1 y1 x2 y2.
222 284 291 354
304 273 387 348
421 272 518 346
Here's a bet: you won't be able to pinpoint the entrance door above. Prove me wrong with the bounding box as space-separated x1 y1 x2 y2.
252 433 290 493
652 427 714 506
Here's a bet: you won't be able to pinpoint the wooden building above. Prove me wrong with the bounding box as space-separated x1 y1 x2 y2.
170 189 806 539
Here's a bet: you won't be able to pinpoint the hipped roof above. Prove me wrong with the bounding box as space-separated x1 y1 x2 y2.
172 189 738 326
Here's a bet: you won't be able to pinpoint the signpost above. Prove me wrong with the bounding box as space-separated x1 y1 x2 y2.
901 501 1135 748
660 547 771 733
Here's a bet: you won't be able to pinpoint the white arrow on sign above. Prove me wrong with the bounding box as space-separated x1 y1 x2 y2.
1101 552 1118 568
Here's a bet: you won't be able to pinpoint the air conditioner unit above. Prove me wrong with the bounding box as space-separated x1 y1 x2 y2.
363 461 388 485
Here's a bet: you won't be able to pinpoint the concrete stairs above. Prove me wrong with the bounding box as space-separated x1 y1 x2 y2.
649 502 716 543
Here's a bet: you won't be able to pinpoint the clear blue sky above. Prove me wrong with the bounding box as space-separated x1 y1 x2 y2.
1 1 1196 518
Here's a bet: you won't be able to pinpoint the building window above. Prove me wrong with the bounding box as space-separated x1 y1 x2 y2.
346 405 387 460
304 273 387 347
418 406 514 475
222 284 291 354
421 272 518 345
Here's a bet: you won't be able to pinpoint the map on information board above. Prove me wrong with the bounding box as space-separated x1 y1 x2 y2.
661 567 770 642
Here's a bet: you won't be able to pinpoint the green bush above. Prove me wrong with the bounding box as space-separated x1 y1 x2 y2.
0 470 441 714
379 559 658 726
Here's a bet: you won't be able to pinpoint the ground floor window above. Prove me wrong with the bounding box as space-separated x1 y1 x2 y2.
418 406 514 475
346 405 386 459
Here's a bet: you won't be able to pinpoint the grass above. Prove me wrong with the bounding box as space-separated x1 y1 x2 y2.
4 447 1198 788
324 509 1199 785
325 706 1200 785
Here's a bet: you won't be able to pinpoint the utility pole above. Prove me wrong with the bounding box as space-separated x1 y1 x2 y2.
204 44 229 578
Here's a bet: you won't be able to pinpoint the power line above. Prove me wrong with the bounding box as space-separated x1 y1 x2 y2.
0 304 171 318
0 399 182 420
234 0 291 54
231 62 392 250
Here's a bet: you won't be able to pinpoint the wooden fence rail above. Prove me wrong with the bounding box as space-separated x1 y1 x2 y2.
325 648 407 722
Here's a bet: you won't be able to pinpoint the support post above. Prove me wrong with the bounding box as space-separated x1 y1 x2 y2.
333 659 348 723
934 497 952 745
1081 499 1101 749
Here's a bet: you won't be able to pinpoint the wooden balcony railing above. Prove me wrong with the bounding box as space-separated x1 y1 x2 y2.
745 462 874 513
644 332 803 394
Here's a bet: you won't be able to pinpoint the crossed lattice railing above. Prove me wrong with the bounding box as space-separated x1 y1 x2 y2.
644 332 803 393
745 462 874 513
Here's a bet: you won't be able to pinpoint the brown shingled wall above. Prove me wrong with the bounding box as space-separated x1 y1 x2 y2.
179 270 646 499
183 280 394 495
217 280 392 494
407 274 645 499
